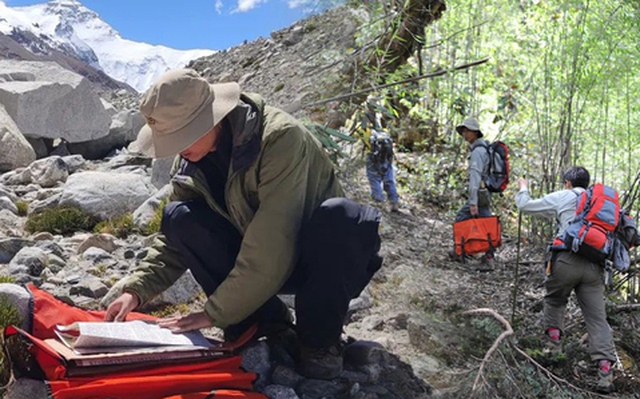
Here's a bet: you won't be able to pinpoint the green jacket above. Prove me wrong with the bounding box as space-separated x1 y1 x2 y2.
122 93 344 328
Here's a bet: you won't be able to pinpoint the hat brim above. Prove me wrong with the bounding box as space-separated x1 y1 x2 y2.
456 124 483 138
130 82 240 158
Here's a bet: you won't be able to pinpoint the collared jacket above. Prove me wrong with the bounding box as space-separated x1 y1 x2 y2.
515 187 583 237
122 93 344 328
467 139 490 206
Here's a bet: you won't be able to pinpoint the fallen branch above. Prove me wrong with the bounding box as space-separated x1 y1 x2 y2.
462 308 513 395
613 303 640 311
510 344 610 398
286 58 489 112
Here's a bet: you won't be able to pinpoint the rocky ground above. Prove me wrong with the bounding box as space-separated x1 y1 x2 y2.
2 149 640 398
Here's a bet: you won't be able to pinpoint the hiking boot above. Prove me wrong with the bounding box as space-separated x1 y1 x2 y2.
299 344 343 380
542 336 563 355
596 360 615 393
390 202 400 212
542 328 562 355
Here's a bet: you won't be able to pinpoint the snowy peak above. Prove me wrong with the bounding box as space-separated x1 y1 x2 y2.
0 0 215 92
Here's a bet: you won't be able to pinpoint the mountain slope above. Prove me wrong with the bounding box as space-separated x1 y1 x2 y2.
0 0 214 92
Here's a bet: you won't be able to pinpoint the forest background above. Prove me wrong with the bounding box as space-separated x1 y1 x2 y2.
338 0 639 231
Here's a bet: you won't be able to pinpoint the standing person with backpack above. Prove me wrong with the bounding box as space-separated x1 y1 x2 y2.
515 167 616 394
449 117 494 269
362 98 400 212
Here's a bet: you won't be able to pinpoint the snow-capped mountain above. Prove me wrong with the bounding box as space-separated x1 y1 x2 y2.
0 0 215 92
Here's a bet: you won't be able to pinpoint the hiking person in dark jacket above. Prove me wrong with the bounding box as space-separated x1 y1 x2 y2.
516 166 616 394
104 68 383 380
362 99 399 212
449 117 494 269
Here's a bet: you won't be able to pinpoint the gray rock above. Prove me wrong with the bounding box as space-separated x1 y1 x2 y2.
81 247 113 263
133 184 171 229
0 237 34 263
68 110 145 160
77 233 120 255
344 341 386 366
0 104 36 172
270 365 304 387
58 171 157 220
26 156 69 188
263 385 300 399
0 196 18 214
0 283 31 331
150 156 174 188
0 60 111 143
70 277 109 298
60 154 86 174
8 246 48 277
4 378 48 399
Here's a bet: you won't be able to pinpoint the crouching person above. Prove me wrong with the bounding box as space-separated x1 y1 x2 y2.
104 69 383 380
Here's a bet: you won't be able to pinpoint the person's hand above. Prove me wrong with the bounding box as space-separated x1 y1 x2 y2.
157 312 214 333
104 292 140 322
518 177 529 190
470 204 479 216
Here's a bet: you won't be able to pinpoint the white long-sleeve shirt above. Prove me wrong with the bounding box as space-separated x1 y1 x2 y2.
515 187 583 236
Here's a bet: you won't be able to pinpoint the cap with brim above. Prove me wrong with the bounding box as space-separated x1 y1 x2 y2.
130 69 240 158
455 117 483 138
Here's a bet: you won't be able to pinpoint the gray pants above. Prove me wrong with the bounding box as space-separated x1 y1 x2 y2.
544 251 616 362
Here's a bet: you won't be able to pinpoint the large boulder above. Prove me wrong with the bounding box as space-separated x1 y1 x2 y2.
0 104 36 172
0 60 111 143
58 171 157 220
67 109 145 160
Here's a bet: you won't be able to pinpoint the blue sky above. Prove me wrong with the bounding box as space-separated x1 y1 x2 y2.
6 0 337 50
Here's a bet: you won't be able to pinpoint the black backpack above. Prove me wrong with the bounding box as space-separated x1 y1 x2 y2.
370 131 394 169
480 141 510 193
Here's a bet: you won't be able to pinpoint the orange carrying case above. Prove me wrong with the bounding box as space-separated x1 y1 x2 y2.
453 216 502 257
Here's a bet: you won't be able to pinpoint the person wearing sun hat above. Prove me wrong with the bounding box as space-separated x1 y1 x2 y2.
448 116 495 269
105 68 383 380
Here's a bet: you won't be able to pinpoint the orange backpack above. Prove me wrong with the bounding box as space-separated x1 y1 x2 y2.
3 284 266 399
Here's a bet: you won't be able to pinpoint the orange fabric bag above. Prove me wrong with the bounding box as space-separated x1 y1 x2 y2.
453 216 502 257
2 284 266 399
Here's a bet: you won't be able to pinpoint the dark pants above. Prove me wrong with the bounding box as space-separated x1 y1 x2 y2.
161 197 382 348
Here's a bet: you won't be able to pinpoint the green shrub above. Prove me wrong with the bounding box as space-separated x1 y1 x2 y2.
0 295 22 387
143 198 168 235
24 207 96 235
14 200 28 216
94 213 135 238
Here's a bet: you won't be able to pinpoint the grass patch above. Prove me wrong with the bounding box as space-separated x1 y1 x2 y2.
142 198 168 235
0 276 15 284
14 200 28 217
94 213 135 238
25 206 96 235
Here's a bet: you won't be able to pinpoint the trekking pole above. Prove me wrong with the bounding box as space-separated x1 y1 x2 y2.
511 210 523 325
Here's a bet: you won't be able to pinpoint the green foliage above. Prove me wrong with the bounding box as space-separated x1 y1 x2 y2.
14 200 28 217
94 213 135 238
0 295 22 387
306 122 357 162
143 198 168 235
0 276 15 284
24 207 96 235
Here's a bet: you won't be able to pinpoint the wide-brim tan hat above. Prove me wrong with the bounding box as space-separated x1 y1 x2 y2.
455 117 483 138
130 69 240 158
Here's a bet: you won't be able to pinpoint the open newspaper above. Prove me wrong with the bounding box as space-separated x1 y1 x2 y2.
54 320 214 354
46 320 229 375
